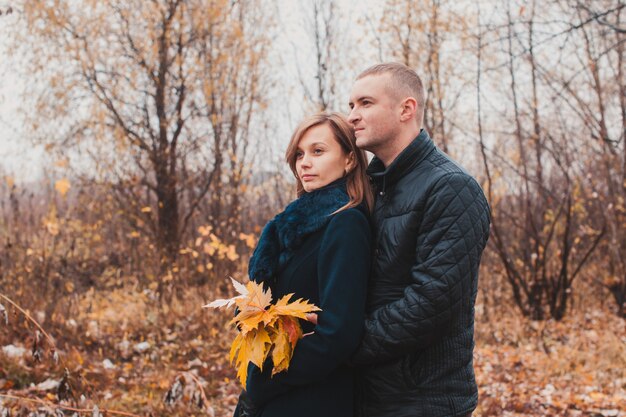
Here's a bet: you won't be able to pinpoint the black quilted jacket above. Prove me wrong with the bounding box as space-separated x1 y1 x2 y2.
353 130 490 417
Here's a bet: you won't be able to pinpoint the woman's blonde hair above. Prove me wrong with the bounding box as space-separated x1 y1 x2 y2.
285 112 373 214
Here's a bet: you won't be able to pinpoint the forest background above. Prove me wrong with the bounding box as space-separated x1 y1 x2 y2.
0 0 624 416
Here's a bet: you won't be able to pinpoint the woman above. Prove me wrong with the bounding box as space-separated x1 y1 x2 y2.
234 112 373 417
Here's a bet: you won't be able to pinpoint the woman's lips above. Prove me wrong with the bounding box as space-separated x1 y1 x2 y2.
301 174 316 181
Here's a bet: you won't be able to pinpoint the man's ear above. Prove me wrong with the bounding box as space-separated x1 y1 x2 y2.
399 97 418 122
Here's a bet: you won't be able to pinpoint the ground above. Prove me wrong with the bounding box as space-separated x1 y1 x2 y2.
0 286 624 416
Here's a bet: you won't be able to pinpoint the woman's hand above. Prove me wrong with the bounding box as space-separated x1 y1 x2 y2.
235 390 260 417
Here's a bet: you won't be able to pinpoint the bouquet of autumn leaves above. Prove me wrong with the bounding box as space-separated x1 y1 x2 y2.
204 278 321 386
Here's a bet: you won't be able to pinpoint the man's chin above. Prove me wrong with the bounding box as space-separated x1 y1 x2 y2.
355 136 367 146
356 137 374 151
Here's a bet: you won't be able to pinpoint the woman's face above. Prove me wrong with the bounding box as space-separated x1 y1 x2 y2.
295 123 351 193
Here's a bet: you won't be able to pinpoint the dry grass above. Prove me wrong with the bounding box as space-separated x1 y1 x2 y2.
475 297 626 416
1 278 625 416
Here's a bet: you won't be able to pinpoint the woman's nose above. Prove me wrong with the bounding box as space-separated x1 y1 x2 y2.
300 154 312 167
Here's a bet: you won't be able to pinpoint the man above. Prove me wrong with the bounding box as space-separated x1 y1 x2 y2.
347 63 490 417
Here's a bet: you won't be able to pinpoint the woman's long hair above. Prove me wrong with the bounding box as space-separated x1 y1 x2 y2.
285 112 374 214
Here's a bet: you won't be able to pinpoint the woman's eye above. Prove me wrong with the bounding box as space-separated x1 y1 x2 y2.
314 148 323 154
296 152 303 159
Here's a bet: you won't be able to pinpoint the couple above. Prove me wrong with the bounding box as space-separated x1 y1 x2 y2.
234 63 491 417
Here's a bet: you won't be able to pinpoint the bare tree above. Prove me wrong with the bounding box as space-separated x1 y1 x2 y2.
13 0 273 281
295 0 345 112
551 0 626 317
377 0 467 153
477 0 606 320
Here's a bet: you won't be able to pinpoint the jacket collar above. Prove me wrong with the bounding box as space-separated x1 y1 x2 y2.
367 129 435 194
248 177 349 285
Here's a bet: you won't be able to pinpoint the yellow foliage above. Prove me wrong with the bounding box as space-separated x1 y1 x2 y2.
202 242 216 256
198 225 212 236
225 245 239 261
45 220 60 236
239 233 257 249
197 231 241 261
54 178 71 197
44 207 60 236
205 278 321 386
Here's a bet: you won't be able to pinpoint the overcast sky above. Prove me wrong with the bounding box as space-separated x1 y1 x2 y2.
0 0 383 183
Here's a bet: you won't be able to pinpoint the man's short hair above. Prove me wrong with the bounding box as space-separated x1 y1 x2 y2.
357 63 425 115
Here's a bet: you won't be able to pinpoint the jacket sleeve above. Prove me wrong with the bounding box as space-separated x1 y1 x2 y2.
246 209 371 404
352 173 490 364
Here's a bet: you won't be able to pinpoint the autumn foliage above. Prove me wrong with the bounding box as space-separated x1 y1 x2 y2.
0 0 625 416
205 278 320 386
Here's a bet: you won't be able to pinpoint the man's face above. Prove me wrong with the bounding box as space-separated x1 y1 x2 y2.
348 73 401 153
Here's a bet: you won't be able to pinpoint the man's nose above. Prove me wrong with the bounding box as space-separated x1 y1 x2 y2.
348 107 360 125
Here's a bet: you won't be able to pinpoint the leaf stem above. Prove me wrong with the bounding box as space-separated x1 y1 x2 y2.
0 394 143 417
0 293 58 351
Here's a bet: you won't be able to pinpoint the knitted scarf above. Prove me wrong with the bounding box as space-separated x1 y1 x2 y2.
248 178 350 287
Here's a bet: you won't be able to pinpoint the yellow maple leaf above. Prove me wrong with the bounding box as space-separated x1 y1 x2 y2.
232 281 274 333
204 277 249 309
270 316 302 376
271 327 292 376
229 332 244 364
247 327 272 369
230 328 272 386
229 332 249 384
272 293 321 320
205 278 321 386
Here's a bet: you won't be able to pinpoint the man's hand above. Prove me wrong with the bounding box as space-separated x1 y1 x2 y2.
302 313 318 337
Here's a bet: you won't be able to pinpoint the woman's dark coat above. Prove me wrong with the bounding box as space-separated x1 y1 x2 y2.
241 180 372 417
